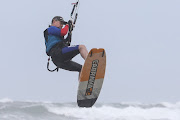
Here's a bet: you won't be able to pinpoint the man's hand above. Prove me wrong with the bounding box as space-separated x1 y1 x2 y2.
68 20 74 32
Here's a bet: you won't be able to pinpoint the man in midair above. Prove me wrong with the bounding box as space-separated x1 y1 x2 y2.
44 16 88 76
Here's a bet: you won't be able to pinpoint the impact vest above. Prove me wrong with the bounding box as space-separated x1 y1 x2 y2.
44 26 63 55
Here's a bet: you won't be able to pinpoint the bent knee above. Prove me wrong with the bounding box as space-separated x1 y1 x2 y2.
79 45 86 49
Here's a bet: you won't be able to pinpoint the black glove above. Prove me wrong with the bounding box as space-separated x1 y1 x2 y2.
68 20 73 32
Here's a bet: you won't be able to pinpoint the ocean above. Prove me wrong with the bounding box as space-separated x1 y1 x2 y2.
0 98 180 120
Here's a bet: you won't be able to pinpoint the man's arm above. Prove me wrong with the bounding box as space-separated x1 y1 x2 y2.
61 25 69 36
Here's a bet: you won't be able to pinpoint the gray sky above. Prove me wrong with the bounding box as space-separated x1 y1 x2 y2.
0 0 180 103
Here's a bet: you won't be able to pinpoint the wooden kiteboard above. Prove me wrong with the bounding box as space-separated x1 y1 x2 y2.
77 48 106 107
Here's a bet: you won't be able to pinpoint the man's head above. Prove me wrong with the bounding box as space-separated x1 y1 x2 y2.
51 16 67 28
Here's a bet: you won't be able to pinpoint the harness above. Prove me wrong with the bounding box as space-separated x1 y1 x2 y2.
46 40 66 72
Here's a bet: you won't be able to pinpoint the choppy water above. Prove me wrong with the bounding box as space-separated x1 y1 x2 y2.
0 98 180 120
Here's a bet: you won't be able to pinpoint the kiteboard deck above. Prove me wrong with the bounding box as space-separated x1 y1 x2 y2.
77 48 106 107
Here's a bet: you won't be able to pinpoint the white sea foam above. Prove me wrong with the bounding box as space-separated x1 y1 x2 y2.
0 101 180 120
0 98 13 103
46 103 180 120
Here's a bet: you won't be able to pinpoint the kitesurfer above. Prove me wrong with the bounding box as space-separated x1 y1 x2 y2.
44 16 88 74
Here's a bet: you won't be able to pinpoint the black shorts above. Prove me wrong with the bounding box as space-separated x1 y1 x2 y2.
50 44 82 72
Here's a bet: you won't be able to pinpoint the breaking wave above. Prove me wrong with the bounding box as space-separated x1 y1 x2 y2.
0 98 180 120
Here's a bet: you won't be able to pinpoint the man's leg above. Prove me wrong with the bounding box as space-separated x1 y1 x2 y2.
64 32 88 60
53 44 88 80
56 60 82 81
78 45 88 81
79 45 88 60
61 45 88 61
56 60 82 72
